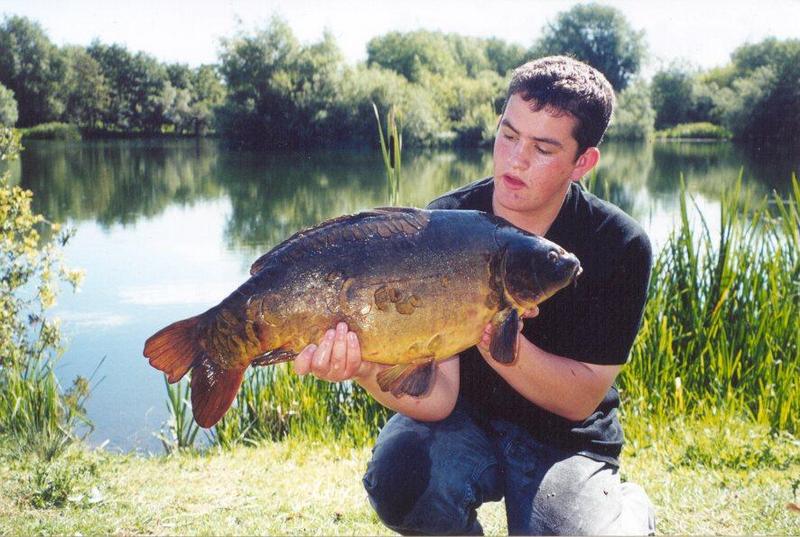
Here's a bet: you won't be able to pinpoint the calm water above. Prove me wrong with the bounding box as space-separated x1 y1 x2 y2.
7 139 799 453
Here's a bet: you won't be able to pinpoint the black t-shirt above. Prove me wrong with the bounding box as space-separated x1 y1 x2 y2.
426 178 652 463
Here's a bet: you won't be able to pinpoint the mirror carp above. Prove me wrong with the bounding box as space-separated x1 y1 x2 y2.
143 207 581 427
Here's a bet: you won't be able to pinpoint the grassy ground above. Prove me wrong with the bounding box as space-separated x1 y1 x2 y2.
1 419 798 535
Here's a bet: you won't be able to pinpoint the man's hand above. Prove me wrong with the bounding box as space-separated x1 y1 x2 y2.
476 306 539 361
293 321 458 421
294 321 381 382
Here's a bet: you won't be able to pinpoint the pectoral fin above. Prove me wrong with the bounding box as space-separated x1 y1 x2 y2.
376 358 436 397
489 308 520 364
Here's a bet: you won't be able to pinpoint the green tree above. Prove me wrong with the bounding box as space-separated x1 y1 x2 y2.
711 38 800 141
59 45 111 128
484 38 528 76
367 30 462 82
217 18 345 147
0 83 18 126
530 3 646 90
0 16 65 126
606 79 655 140
651 63 694 129
87 42 168 132
188 65 225 135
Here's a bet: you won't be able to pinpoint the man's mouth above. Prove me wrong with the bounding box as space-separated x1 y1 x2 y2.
502 174 526 190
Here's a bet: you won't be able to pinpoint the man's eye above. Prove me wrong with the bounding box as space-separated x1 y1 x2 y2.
536 146 551 155
503 133 516 141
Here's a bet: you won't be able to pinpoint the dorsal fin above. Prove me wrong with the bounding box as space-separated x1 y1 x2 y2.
249 207 431 275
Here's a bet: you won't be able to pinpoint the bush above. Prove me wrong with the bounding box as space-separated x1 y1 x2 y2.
19 122 81 141
0 126 87 459
606 80 655 140
655 122 732 139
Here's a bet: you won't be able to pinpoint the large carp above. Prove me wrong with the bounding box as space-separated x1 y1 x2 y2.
143 207 581 427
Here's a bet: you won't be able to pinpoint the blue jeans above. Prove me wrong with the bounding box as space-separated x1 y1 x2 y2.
363 406 655 535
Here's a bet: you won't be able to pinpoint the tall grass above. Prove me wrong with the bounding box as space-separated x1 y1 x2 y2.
373 103 402 206
154 377 200 453
211 365 390 449
0 126 88 460
620 176 800 435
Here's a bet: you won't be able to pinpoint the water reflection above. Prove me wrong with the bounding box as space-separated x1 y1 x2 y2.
13 138 799 249
17 139 223 227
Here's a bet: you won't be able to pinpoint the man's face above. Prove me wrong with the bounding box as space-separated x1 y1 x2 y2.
492 93 589 218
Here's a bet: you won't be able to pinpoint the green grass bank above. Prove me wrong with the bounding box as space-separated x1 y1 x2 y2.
1 416 799 535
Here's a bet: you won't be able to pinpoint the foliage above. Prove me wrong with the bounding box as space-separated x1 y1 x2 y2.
0 83 18 126
59 45 111 129
154 377 200 454
651 63 695 129
86 42 170 133
620 177 800 434
605 79 655 140
530 2 645 90
209 364 390 449
655 122 732 140
25 450 100 508
216 18 344 148
709 37 800 142
0 126 87 459
0 16 66 126
367 30 462 82
19 122 81 141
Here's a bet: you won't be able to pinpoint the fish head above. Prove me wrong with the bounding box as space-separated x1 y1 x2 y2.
501 233 582 308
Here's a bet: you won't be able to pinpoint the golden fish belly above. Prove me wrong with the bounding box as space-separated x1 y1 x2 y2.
260 259 498 366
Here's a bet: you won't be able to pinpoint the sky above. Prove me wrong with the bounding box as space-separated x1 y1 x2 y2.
2 0 799 76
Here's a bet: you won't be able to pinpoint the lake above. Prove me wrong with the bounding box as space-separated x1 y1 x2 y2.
6 139 799 453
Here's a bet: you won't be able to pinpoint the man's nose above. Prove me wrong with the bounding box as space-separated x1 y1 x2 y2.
509 142 530 169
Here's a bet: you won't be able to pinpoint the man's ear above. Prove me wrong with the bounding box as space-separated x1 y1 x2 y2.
570 147 600 181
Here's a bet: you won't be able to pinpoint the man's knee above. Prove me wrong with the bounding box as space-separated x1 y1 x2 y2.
363 426 434 528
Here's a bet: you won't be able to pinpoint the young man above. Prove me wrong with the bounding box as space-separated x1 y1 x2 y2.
294 56 655 535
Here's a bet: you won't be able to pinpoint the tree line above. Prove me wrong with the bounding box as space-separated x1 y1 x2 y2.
0 4 798 146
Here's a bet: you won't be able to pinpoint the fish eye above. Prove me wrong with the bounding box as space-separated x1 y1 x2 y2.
548 250 559 262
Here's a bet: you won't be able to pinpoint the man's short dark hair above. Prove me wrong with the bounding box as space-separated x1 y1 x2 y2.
506 56 615 156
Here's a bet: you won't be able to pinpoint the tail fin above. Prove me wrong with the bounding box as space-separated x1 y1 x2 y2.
143 314 246 428
143 316 205 383
191 358 246 428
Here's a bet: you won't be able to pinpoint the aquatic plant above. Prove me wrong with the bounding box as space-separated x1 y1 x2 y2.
620 175 800 435
154 376 200 453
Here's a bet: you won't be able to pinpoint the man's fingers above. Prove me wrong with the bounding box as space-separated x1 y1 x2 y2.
329 322 348 380
293 344 316 375
311 329 335 376
479 323 493 347
343 330 362 378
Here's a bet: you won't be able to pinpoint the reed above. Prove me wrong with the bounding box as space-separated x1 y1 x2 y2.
154 376 200 453
209 365 390 449
620 175 800 435
373 103 402 206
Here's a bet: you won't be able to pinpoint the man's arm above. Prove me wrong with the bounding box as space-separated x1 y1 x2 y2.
294 322 460 422
477 323 619 421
